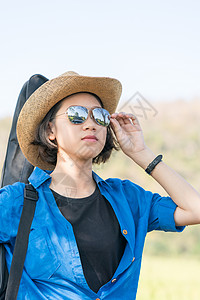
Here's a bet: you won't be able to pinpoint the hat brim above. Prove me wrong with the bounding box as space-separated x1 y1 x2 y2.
16 73 122 171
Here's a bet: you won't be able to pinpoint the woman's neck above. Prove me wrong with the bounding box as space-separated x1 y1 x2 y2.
49 155 96 198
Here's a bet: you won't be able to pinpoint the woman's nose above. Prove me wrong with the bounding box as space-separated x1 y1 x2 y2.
83 112 97 129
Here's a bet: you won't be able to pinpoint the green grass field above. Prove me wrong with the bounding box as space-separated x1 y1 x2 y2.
137 255 200 300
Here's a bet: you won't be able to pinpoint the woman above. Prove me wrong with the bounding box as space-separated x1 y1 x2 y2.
1 71 200 299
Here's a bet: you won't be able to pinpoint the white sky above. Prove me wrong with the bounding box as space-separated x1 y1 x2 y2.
0 0 200 117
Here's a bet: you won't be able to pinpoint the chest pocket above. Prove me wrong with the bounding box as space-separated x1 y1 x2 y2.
24 226 61 280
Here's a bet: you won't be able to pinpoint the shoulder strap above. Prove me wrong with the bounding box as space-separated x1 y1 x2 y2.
5 184 38 300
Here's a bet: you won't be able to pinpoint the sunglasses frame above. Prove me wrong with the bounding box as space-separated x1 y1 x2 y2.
55 105 111 127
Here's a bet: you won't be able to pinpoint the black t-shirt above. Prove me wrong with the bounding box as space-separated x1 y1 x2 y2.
51 183 127 293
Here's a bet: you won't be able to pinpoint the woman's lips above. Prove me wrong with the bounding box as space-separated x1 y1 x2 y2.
82 135 98 141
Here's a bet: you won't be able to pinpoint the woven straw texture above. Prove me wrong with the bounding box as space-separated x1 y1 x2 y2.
16 71 122 170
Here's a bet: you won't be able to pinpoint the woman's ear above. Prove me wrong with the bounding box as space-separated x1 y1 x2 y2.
48 121 56 141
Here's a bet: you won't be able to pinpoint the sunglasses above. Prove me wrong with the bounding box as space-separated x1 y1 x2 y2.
55 105 111 127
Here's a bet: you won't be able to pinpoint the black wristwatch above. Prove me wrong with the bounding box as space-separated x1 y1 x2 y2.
145 155 163 175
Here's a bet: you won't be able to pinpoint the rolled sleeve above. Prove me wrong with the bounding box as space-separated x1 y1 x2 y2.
158 197 185 232
148 193 185 233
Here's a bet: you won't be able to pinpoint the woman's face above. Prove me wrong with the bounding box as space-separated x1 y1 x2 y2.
48 93 108 163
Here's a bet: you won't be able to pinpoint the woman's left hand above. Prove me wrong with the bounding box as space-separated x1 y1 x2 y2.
110 112 147 158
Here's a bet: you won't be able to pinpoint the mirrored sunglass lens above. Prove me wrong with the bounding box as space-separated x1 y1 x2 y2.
67 106 88 124
93 108 110 126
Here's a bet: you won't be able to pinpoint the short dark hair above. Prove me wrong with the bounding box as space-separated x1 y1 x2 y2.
31 92 120 167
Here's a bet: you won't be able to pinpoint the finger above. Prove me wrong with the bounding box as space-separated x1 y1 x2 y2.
111 112 137 126
116 116 125 126
110 117 122 129
121 113 137 125
130 114 140 126
110 118 123 136
110 113 124 126
119 113 139 126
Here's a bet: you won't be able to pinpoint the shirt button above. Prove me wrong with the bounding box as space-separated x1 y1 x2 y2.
132 257 135 262
111 278 117 283
123 229 128 235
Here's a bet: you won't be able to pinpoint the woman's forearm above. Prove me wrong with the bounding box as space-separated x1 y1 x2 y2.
129 147 200 226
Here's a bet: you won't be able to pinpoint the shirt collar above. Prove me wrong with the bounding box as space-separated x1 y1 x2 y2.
28 167 111 189
28 167 52 188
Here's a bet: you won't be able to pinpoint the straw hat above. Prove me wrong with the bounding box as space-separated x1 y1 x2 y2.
16 71 122 170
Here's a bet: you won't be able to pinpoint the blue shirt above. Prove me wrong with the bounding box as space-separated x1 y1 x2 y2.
0 167 185 300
